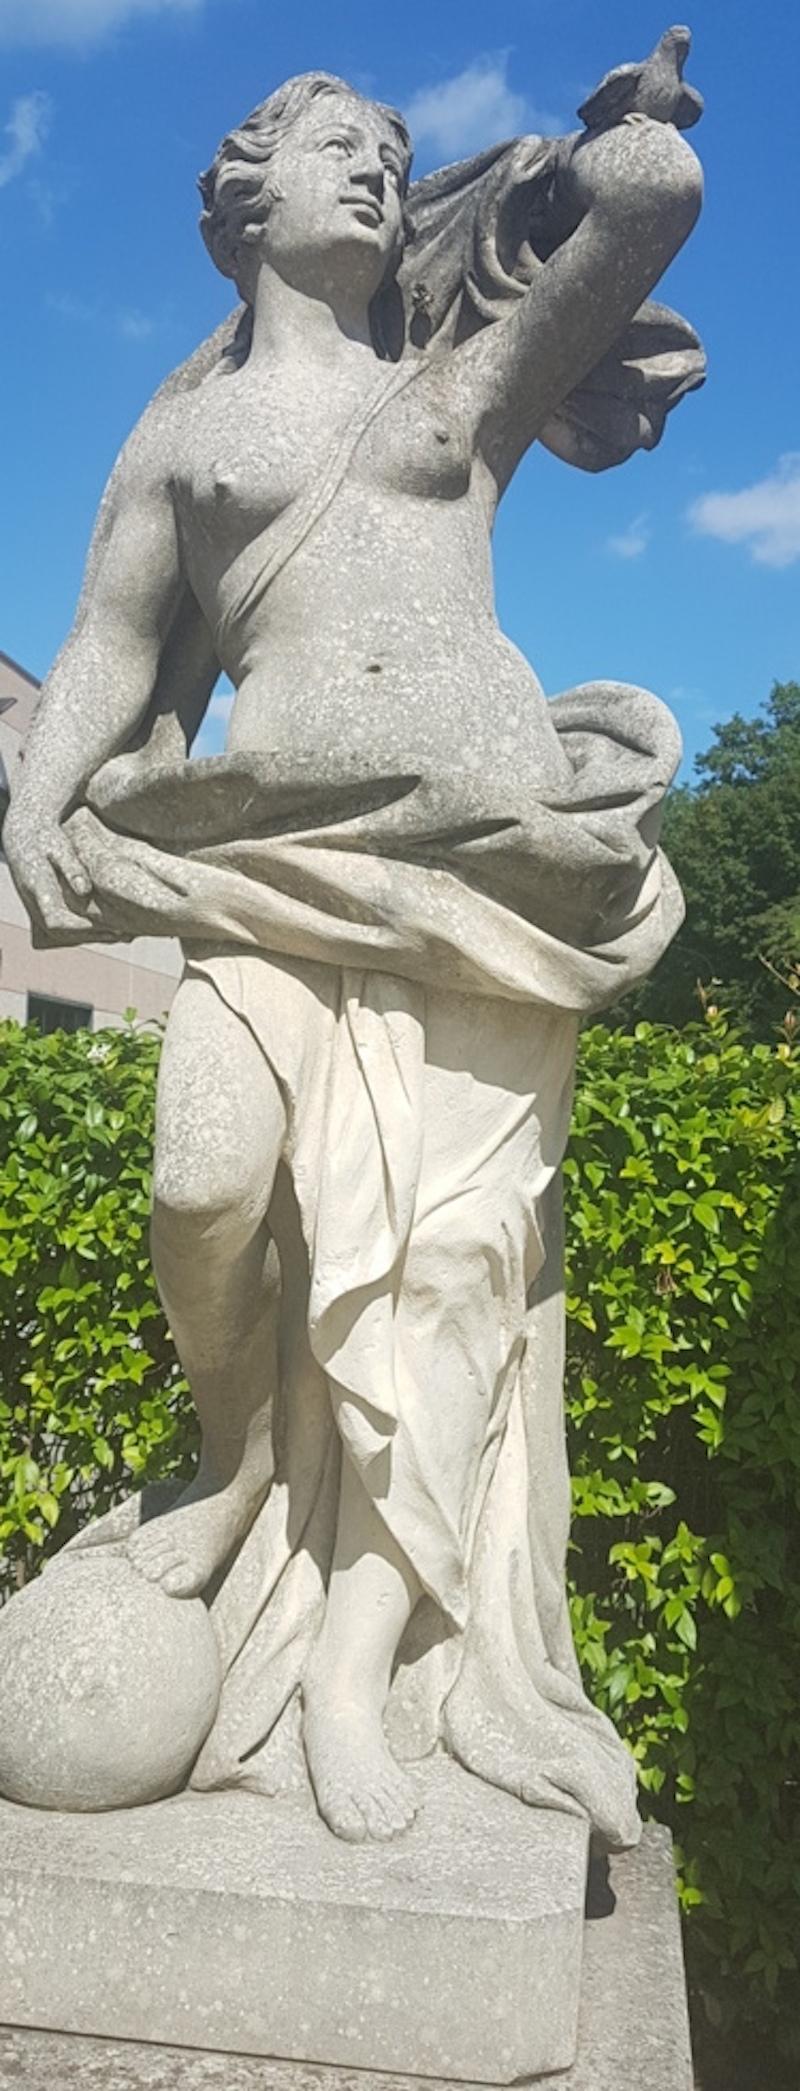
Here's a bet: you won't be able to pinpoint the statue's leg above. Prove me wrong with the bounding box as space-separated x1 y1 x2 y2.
125 972 287 1599
303 1445 422 1842
301 987 563 1843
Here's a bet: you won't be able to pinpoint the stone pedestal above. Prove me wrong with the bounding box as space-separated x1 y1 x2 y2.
0 1759 590 2084
0 1821 692 2090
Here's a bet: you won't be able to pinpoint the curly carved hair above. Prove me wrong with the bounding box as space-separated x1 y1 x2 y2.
198 72 413 303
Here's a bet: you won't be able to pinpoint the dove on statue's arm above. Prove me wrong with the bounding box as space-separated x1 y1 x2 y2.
577 24 704 134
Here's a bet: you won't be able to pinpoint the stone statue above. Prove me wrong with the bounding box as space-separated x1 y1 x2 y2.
1 31 704 1850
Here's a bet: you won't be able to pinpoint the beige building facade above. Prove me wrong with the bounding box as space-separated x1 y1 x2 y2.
0 649 180 1031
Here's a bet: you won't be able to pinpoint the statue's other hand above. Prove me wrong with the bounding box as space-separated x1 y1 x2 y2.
2 801 95 938
577 25 704 135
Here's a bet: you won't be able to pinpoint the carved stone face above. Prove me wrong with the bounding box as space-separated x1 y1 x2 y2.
255 92 407 302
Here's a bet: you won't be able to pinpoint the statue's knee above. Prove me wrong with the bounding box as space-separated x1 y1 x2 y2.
150 1177 259 1262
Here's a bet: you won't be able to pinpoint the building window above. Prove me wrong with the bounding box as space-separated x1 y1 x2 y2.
27 993 93 1035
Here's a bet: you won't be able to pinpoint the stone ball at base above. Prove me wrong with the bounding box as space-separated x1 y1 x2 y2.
0 1549 222 1811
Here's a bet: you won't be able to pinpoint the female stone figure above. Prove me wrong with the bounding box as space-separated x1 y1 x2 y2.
2 39 703 1846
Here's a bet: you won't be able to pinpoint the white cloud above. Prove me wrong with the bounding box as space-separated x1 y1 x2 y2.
46 289 97 323
606 513 650 561
405 56 562 163
28 176 60 225
46 289 161 341
117 308 156 341
0 91 51 188
688 455 800 570
0 0 202 47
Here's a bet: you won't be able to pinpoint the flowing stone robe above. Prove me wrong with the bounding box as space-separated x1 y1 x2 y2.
61 676 682 1854
26 131 701 1853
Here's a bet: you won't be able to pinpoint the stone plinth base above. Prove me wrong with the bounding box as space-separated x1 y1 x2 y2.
0 1824 692 2090
0 1759 590 2084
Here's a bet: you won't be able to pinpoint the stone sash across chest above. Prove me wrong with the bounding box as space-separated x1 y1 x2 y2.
213 360 424 667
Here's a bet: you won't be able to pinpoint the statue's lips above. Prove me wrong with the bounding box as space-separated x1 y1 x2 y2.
340 193 384 228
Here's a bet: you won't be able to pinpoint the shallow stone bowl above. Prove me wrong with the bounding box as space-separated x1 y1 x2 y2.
0 1549 221 1811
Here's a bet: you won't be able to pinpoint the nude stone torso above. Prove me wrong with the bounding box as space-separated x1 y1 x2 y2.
171 355 574 796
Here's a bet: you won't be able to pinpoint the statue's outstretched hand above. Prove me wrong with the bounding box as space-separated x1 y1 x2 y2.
2 798 94 939
577 25 704 133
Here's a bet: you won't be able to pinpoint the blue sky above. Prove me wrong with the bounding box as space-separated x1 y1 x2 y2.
1 0 798 777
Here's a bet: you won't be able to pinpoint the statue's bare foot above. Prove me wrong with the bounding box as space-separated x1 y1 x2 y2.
124 1479 258 1599
303 1681 418 1842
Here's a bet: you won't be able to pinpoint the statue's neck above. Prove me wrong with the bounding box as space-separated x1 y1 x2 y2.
247 264 377 374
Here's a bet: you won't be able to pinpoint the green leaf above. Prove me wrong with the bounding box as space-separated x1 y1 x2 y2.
674 1609 697 1652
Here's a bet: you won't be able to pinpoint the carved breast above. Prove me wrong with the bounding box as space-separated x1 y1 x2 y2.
358 378 472 501
176 436 299 540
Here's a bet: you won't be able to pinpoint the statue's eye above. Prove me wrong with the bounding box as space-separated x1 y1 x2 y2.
322 136 353 157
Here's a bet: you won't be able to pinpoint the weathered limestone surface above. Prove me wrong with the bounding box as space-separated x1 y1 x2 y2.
0 34 705 1857
0 1552 220 1811
0 1825 692 2090
0 1759 589 2084
0 30 703 2091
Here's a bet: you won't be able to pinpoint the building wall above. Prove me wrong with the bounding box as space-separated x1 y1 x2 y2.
0 649 180 1030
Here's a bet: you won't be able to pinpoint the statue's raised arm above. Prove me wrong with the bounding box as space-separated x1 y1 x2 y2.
394 22 703 488
455 102 702 486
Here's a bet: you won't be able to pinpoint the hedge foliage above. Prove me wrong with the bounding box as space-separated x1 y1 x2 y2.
0 1020 195 1584
563 1013 800 2064
0 1011 798 2064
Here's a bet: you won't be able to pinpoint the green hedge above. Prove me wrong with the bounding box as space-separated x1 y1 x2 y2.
0 1012 798 2066
0 1020 195 1581
564 1017 800 2067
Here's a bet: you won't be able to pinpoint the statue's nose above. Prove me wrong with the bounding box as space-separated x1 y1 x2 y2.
352 163 385 203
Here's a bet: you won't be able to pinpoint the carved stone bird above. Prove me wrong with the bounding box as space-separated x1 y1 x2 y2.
577 25 704 133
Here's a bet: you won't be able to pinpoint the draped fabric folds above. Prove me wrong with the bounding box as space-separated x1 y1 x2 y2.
47 680 682 1853
183 950 639 1852
68 682 683 1014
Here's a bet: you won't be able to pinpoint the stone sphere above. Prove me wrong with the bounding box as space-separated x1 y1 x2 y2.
0 1550 222 1811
